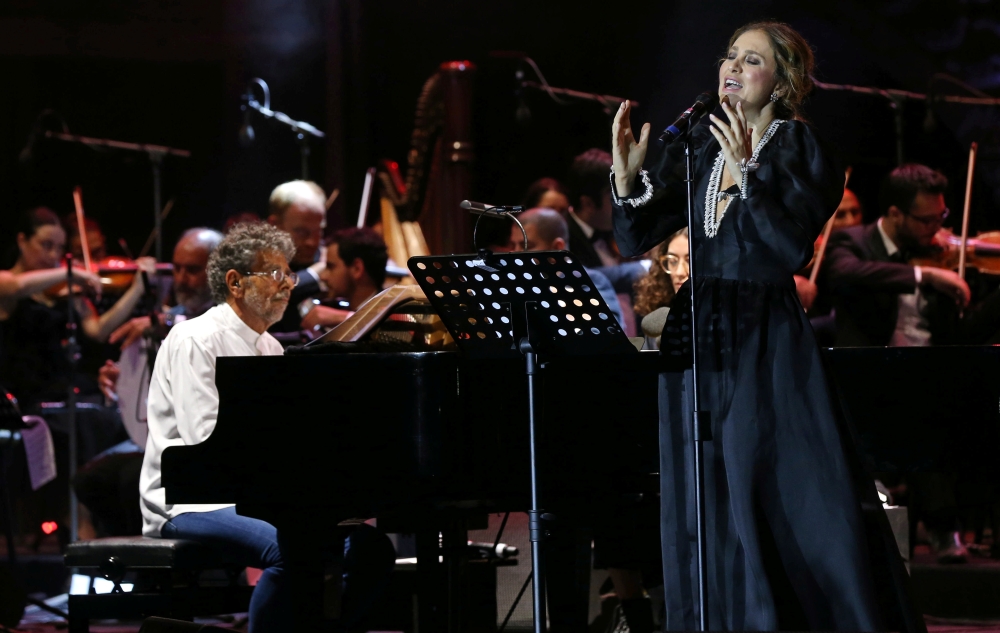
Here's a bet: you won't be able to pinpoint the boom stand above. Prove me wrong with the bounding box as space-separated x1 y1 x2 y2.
410 249 636 632
683 130 711 630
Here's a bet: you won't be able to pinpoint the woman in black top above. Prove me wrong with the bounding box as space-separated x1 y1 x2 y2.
611 22 920 632
0 207 154 408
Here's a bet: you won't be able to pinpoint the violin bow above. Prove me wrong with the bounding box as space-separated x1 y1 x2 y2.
808 167 853 285
72 186 93 272
958 142 977 280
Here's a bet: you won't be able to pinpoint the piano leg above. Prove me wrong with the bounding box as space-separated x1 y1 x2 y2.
275 514 339 632
416 517 472 633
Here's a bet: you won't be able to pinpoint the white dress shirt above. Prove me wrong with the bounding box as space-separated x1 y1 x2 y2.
877 219 931 347
140 303 284 536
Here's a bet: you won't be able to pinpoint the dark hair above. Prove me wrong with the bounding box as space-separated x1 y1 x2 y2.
522 178 567 209
566 149 612 208
330 227 388 288
19 207 61 239
726 21 815 121
878 164 948 216
62 214 102 237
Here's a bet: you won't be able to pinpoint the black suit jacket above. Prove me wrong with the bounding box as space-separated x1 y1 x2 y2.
824 223 1000 346
566 215 605 269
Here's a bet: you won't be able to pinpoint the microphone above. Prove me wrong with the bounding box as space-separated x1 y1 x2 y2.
238 98 255 148
460 200 524 216
658 92 719 143
641 306 670 338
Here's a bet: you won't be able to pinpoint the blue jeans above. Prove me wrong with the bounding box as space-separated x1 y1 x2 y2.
161 507 394 632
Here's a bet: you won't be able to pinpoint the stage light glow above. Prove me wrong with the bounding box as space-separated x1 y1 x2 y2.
41 521 58 535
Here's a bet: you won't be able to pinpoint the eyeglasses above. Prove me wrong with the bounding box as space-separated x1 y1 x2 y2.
658 254 690 275
905 208 949 228
244 270 298 285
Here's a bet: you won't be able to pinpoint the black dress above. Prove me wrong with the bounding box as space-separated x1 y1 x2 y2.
612 121 923 632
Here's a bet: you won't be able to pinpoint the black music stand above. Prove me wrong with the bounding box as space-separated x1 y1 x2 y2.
409 250 635 633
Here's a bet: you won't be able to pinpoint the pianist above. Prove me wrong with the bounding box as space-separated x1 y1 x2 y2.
139 222 394 632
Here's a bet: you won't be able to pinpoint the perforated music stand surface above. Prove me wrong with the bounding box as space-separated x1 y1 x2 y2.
409 250 636 359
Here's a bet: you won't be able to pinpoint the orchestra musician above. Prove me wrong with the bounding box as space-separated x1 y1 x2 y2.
522 177 571 214
64 215 108 262
0 207 155 410
109 227 224 350
510 207 624 326
611 21 919 631
566 149 621 268
633 228 689 349
75 228 225 538
301 227 388 331
139 222 394 632
824 163 1000 347
265 180 328 333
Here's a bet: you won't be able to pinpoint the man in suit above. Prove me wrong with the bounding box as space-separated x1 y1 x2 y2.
565 149 619 268
266 180 328 334
823 163 1000 347
825 164 1000 563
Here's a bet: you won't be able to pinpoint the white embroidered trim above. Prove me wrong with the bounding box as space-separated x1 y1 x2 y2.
703 119 785 238
609 168 653 208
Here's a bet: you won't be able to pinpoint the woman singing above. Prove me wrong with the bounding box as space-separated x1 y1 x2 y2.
611 22 920 631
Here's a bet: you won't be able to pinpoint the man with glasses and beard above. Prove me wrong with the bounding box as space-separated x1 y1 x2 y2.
139 222 394 632
824 163 1000 347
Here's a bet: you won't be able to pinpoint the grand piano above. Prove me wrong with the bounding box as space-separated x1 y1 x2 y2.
161 284 1000 631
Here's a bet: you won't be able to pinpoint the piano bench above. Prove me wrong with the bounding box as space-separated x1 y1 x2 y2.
64 536 253 633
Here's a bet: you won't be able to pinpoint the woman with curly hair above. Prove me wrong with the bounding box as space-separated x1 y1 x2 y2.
634 227 689 317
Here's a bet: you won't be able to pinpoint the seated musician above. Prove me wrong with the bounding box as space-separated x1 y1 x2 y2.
633 228 689 349
63 215 108 262
301 227 388 331
74 228 224 537
824 163 1000 346
139 222 394 631
0 207 155 411
109 228 224 349
522 177 571 214
265 180 328 333
510 208 624 326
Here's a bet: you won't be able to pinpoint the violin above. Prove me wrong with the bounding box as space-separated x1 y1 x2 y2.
95 256 173 293
910 229 1000 276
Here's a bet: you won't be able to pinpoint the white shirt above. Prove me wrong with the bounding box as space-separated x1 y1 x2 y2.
139 303 284 536
877 219 931 347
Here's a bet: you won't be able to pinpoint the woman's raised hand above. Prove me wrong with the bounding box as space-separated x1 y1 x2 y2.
708 99 753 186
611 101 650 198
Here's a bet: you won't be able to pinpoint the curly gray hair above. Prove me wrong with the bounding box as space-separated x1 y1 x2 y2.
207 222 296 304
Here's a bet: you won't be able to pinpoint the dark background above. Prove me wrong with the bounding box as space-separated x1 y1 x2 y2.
1 0 998 261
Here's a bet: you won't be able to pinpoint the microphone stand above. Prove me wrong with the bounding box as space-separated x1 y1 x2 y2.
63 255 81 544
242 78 325 180
43 130 190 263
683 127 711 631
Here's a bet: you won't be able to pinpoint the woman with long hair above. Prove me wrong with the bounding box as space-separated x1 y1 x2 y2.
612 22 920 631
0 207 155 407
